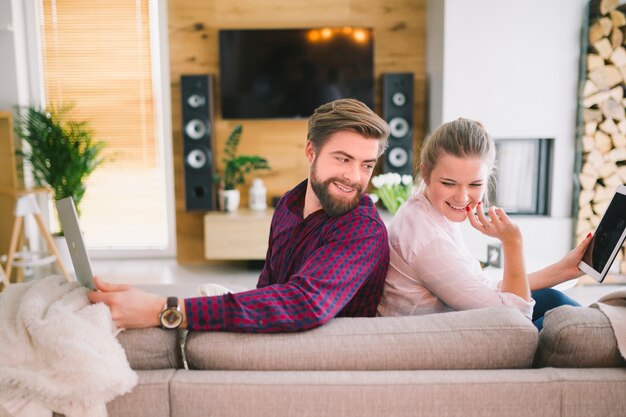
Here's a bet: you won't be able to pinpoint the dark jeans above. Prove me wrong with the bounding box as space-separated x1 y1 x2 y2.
531 288 580 331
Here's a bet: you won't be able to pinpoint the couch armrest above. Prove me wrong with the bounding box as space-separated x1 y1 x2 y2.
534 305 626 368
118 328 182 369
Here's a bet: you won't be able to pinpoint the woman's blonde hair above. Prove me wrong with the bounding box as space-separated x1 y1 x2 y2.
417 118 496 191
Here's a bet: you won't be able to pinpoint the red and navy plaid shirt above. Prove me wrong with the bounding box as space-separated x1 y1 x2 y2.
184 179 389 333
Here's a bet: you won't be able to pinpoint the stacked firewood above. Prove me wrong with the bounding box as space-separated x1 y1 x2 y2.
580 0 626 274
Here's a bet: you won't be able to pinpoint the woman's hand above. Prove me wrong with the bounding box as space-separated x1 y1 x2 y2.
554 233 594 280
468 202 529 301
527 233 594 290
466 202 522 246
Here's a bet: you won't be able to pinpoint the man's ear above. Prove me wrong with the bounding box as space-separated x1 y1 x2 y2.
305 141 316 163
419 162 430 185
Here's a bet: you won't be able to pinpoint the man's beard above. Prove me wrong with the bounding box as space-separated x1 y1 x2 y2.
310 163 363 217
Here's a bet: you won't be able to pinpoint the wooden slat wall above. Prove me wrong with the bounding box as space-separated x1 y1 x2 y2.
0 112 23 261
169 0 426 264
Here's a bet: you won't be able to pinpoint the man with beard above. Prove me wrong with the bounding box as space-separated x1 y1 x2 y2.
88 99 391 332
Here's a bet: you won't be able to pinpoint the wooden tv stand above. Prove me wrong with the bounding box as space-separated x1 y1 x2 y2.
203 209 273 260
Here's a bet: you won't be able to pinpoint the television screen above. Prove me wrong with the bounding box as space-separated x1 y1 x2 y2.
219 28 374 119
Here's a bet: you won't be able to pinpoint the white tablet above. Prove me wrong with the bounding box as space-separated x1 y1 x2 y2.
55 197 95 289
578 185 626 283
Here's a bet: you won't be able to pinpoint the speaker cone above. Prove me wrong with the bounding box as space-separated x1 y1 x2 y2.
186 148 209 169
392 92 406 107
388 147 409 168
389 117 410 138
187 94 206 108
185 119 209 140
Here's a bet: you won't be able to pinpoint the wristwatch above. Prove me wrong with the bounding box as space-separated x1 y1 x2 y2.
159 296 183 329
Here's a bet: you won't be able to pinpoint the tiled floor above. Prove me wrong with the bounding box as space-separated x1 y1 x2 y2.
88 258 624 306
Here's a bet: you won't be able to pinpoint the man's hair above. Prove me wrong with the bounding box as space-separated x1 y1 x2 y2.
307 99 390 157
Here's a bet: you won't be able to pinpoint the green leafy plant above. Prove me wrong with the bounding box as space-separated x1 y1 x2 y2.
14 104 106 216
218 124 270 190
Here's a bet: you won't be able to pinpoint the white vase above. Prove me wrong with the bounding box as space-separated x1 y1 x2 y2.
219 189 240 212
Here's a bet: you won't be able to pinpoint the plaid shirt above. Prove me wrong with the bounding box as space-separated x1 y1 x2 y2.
185 180 389 332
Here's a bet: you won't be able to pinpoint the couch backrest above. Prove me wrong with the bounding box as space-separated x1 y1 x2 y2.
185 307 538 371
534 305 626 368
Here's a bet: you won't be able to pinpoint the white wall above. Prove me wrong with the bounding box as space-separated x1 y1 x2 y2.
427 0 587 269
0 0 42 109
426 0 444 133
0 0 21 109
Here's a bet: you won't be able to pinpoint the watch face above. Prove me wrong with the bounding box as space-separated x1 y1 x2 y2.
161 309 183 329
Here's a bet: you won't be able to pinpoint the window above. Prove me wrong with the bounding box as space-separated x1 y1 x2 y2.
489 138 553 215
37 0 173 255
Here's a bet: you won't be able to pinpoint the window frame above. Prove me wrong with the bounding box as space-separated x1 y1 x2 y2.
23 0 176 258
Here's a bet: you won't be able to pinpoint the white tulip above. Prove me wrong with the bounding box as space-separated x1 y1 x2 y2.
371 175 384 188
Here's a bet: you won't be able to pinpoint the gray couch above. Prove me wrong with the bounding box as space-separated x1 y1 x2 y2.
106 306 626 417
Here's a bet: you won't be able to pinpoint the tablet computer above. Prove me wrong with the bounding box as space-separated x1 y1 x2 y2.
578 185 626 283
55 197 95 289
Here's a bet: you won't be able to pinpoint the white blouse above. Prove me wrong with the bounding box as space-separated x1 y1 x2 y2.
377 194 534 320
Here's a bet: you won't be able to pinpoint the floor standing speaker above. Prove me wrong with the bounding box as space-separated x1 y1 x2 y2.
181 74 215 211
382 73 414 176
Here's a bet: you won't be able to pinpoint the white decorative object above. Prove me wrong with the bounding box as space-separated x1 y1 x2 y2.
248 178 267 211
219 189 240 212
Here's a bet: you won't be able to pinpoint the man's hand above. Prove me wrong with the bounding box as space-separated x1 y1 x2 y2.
88 277 165 329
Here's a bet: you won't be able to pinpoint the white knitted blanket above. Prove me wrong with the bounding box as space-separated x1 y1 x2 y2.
591 289 626 360
0 276 137 417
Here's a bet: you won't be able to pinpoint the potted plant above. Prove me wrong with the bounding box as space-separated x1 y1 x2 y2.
14 104 105 272
216 124 270 212
14 104 105 217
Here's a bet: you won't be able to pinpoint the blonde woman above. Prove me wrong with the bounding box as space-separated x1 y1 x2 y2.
377 118 590 329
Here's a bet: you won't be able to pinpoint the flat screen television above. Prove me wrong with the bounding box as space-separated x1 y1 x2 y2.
219 28 374 119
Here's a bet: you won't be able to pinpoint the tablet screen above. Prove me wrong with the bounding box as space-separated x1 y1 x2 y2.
581 191 626 274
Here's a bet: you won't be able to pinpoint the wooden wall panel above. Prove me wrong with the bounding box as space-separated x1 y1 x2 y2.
169 0 425 264
0 112 23 261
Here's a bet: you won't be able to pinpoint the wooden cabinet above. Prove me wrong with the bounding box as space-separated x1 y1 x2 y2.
204 209 273 260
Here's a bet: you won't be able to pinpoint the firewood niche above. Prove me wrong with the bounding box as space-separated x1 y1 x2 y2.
579 0 626 275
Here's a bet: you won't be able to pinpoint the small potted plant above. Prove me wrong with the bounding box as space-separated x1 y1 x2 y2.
216 124 270 212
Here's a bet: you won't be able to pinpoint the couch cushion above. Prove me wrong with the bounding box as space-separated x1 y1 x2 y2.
170 369 564 417
117 328 182 370
107 370 175 417
534 305 626 368
185 306 537 370
54 370 176 417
